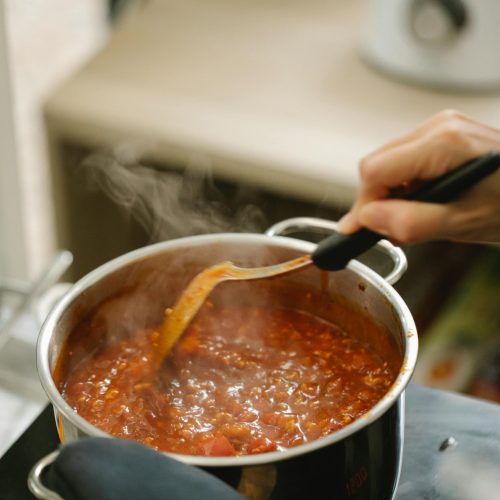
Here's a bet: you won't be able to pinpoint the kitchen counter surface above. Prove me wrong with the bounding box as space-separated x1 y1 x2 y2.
1 383 499 499
45 0 500 207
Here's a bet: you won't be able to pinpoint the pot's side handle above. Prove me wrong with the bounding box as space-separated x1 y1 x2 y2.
265 217 407 285
27 450 62 500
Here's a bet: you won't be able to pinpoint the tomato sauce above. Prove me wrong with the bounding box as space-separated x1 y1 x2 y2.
56 303 396 456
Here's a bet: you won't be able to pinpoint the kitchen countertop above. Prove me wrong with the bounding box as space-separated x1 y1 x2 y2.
45 0 500 207
1 384 499 499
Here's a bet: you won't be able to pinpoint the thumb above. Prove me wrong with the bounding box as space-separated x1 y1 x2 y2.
357 199 454 243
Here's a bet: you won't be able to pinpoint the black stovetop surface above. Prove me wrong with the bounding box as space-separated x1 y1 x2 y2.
1 384 499 499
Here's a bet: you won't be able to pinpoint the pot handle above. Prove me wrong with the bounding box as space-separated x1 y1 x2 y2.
27 450 62 499
265 217 407 285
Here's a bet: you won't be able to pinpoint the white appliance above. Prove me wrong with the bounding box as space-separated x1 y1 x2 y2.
363 0 500 91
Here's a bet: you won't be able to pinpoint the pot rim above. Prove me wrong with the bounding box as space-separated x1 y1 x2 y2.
37 233 418 467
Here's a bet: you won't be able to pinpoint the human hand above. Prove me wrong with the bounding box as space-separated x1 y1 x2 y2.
338 110 500 244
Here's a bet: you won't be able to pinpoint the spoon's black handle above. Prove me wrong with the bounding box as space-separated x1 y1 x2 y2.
312 151 500 271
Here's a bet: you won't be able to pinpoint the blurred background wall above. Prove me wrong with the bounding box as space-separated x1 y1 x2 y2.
2 0 107 279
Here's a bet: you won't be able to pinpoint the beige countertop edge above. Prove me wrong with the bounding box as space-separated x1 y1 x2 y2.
45 104 359 208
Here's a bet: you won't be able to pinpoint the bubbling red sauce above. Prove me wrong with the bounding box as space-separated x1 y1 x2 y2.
56 304 396 456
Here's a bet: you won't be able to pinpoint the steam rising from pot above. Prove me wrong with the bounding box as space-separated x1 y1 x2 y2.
82 144 267 241
78 145 276 346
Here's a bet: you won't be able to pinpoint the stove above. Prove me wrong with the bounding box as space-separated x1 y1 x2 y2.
1 384 499 499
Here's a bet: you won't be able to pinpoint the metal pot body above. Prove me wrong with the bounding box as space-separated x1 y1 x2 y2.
205 398 403 499
37 224 417 500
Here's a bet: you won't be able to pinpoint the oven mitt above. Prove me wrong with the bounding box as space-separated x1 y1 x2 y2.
43 437 244 500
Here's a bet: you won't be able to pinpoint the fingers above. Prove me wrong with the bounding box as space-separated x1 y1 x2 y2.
362 109 464 159
337 211 362 234
337 109 500 243
358 110 494 200
356 199 455 243
358 123 482 200
355 194 500 244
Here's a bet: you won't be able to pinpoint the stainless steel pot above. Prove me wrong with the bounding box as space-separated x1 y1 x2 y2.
32 218 418 500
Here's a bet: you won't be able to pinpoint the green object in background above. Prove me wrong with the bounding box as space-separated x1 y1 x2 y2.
413 248 500 395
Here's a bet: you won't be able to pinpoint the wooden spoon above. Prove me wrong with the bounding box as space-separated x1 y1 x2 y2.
156 255 312 361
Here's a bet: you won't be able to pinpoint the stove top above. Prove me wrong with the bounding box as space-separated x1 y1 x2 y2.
1 384 499 499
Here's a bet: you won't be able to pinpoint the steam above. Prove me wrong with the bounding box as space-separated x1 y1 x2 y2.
82 144 267 241
78 144 277 345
